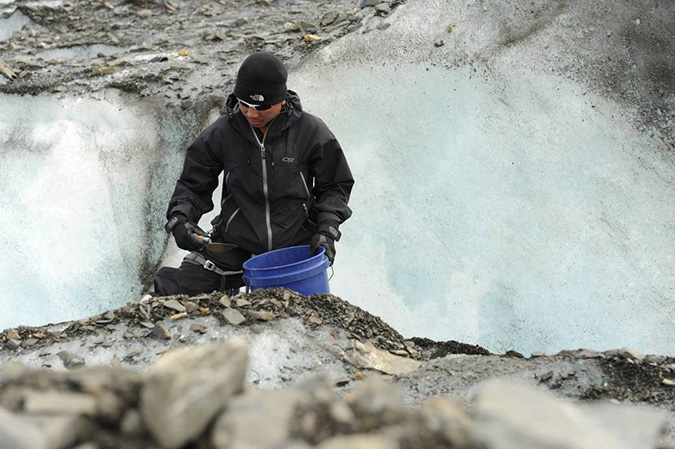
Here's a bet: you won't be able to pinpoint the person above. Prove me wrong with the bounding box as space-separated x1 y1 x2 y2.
153 51 354 296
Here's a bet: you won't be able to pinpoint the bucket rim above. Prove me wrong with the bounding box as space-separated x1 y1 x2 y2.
243 245 326 273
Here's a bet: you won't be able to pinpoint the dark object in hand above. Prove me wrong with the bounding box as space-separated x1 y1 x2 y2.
310 233 335 265
172 217 208 251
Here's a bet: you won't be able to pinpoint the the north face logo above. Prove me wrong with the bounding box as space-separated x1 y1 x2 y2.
250 94 265 102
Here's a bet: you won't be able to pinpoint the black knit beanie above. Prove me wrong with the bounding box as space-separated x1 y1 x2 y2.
233 52 288 106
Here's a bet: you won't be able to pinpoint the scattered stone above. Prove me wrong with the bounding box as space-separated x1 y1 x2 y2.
317 434 398 449
57 350 85 370
474 380 666 449
170 312 188 321
285 21 300 32
235 297 250 307
120 409 145 437
360 0 380 7
308 316 323 325
303 34 323 43
139 321 155 329
163 299 186 313
246 310 276 321
321 11 340 27
141 340 249 449
150 322 170 340
211 388 305 449
91 64 117 74
6 329 20 340
577 349 604 359
0 407 47 449
343 340 421 375
219 295 232 308
169 62 189 70
616 347 646 361
5 339 21 351
190 324 207 334
23 391 98 416
222 308 246 325
137 9 153 18
375 3 391 15
0 60 18 80
184 301 199 313
530 351 548 358
417 396 475 447
663 379 675 386
345 376 406 431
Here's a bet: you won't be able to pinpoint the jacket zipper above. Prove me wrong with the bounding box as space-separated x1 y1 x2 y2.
299 172 311 198
224 208 240 233
249 125 274 251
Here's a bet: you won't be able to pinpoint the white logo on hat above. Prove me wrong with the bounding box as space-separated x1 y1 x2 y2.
250 94 265 102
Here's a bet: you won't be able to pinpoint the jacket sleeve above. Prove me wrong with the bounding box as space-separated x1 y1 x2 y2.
309 136 354 238
166 126 224 224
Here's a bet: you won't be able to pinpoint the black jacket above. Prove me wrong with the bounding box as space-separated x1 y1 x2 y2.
166 91 354 254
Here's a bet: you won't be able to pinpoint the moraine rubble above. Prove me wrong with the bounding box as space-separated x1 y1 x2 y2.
1 289 675 448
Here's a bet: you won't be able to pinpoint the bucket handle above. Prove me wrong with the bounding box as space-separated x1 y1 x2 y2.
328 265 334 281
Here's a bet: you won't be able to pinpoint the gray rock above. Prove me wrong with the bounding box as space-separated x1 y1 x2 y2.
617 347 645 361
5 339 21 350
360 0 380 7
577 349 604 359
474 380 665 449
23 391 98 416
56 351 85 370
417 396 474 447
0 407 47 449
150 322 170 340
218 295 232 308
21 415 90 449
163 299 186 313
141 340 249 449
316 434 398 449
580 401 666 449
321 11 340 27
211 388 306 449
345 376 406 431
342 340 420 375
120 409 145 437
375 3 391 14
221 308 246 325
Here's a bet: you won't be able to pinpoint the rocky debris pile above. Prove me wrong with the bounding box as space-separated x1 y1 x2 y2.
0 0 405 100
0 288 427 360
0 340 670 449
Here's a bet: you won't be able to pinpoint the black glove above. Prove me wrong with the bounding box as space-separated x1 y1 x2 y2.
310 233 336 265
166 214 208 252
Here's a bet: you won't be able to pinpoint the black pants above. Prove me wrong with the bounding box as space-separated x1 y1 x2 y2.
153 246 251 296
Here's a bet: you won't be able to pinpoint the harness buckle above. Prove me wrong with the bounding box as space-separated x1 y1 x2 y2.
204 260 218 272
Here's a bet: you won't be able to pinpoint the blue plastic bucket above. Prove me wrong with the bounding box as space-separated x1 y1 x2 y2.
243 245 331 295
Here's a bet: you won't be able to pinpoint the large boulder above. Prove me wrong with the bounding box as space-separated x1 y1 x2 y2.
473 380 665 449
140 339 249 449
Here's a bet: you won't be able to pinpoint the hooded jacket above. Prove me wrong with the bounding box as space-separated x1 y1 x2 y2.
166 91 354 255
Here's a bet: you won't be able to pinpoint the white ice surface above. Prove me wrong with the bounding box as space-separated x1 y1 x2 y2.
0 9 30 41
291 0 675 355
0 92 186 330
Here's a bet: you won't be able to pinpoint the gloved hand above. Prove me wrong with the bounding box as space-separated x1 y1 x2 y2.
310 232 336 265
166 214 208 252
